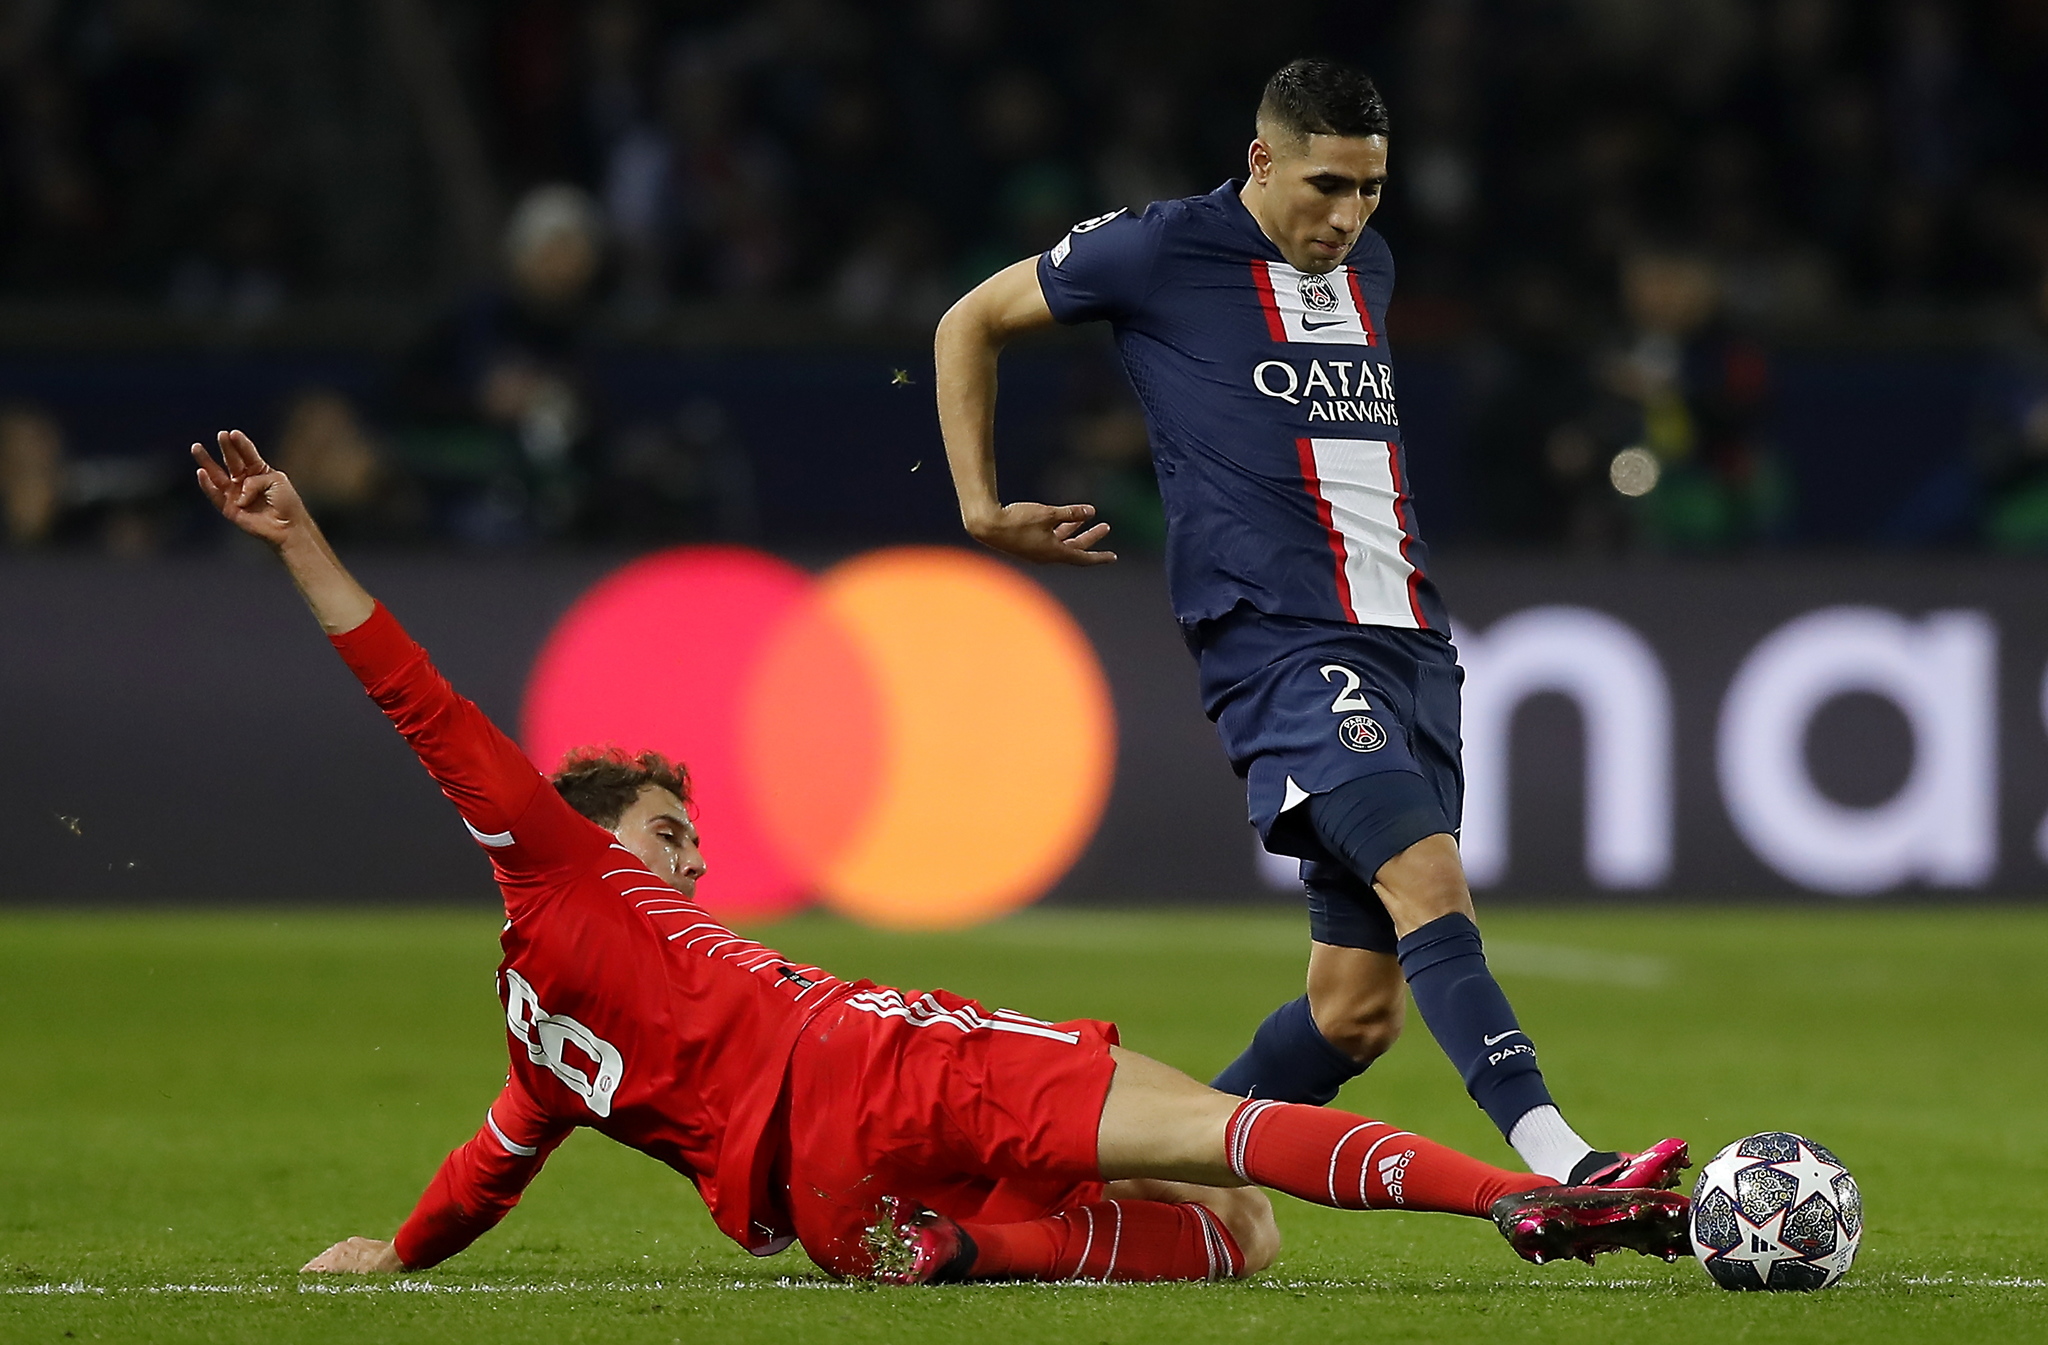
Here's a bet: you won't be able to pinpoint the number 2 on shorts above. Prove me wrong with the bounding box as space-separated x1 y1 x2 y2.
1320 663 1373 713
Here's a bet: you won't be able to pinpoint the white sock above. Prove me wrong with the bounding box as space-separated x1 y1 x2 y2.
1508 1105 1595 1182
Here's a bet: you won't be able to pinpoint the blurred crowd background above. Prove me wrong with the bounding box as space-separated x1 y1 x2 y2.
1 0 2046 556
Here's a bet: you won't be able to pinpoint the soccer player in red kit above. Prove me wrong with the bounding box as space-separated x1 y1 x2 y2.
193 429 1689 1284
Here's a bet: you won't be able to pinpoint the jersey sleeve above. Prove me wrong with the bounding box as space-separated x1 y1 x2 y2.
1036 206 1165 325
328 603 605 901
391 1076 574 1270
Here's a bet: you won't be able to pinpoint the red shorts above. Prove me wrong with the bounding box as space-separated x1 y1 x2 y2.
781 985 1120 1277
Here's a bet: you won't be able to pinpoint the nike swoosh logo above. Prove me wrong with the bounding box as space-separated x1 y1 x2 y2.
1301 317 1346 330
1482 1031 1525 1046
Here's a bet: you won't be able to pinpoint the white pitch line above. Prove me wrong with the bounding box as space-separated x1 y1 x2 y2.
3 1279 866 1297
973 920 1675 989
1487 941 1670 988
1250 1274 2048 1293
12 1273 2041 1297
4 1282 104 1295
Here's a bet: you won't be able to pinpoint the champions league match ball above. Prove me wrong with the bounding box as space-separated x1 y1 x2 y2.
1688 1132 1862 1291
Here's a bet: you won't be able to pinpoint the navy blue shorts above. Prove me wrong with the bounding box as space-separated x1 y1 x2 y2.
1192 608 1465 952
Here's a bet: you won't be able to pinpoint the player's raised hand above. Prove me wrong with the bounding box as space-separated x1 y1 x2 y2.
301 1236 404 1274
192 429 309 549
967 501 1118 567
196 427 375 632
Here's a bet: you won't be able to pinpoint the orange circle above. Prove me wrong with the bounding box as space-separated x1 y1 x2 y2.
799 548 1117 928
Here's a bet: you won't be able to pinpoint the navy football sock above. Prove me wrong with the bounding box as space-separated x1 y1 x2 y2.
1395 913 1555 1139
1210 994 1366 1104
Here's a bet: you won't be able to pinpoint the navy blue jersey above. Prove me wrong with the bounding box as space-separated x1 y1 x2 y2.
1036 181 1447 632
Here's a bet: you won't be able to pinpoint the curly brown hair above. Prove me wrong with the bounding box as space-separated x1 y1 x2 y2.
550 747 692 828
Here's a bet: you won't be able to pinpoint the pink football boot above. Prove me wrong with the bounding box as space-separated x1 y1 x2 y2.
1491 1186 1693 1266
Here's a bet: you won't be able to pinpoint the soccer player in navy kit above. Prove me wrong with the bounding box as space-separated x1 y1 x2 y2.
936 59 1686 1190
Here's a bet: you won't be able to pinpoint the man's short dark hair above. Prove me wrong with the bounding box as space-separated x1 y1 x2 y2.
551 747 692 827
1257 59 1390 143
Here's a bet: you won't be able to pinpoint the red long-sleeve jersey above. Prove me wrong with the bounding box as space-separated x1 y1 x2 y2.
329 604 857 1268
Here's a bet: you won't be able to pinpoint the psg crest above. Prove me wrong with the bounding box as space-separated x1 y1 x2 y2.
1338 713 1386 753
1298 272 1341 313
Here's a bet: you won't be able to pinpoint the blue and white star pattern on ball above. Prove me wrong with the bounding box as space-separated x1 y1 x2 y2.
1689 1131 1861 1291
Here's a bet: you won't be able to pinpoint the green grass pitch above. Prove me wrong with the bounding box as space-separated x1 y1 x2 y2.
4 906 2044 1343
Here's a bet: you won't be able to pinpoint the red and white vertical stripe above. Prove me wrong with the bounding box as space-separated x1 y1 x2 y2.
1054 1200 1245 1282
1190 1203 1243 1280
1295 437 1426 628
1249 258 1380 345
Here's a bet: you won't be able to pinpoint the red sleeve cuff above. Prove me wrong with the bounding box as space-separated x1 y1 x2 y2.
328 602 419 685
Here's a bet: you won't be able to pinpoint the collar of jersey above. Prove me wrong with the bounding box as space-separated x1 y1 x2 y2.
1211 179 1292 265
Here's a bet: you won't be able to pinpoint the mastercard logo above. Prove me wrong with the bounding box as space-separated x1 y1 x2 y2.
521 545 1117 928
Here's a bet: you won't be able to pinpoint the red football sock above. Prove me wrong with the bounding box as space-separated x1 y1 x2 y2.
961 1200 1243 1282
1225 1098 1550 1215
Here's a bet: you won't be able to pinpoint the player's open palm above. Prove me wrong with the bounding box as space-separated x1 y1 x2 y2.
191 429 310 549
301 1236 403 1274
971 501 1118 566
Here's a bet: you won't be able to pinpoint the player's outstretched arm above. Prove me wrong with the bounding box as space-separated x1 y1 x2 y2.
302 1080 571 1275
936 257 1116 567
191 429 374 635
195 427 591 888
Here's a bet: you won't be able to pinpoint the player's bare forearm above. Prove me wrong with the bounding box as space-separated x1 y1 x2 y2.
935 259 1116 566
192 429 375 635
934 277 1003 531
273 526 376 635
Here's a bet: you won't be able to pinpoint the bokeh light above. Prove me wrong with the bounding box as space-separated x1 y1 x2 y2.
521 546 818 919
520 545 1116 928
800 547 1116 929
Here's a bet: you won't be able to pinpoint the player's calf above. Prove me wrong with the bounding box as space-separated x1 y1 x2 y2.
1222 1098 1550 1215
1106 1178 1279 1275
1098 1046 1552 1217
1194 1184 1278 1276
1217 1098 1691 1267
862 1195 1260 1284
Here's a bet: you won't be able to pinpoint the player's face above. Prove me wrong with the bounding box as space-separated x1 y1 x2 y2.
613 785 706 896
1247 132 1388 273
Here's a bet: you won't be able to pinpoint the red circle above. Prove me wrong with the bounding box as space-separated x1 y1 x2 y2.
520 546 819 920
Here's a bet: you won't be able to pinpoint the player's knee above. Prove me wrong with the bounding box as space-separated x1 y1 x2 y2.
1210 1186 1279 1276
1309 982 1406 1064
1321 999 1404 1063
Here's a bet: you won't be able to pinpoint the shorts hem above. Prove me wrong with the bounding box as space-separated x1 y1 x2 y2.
1344 806 1454 884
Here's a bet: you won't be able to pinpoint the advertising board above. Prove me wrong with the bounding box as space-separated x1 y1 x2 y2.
7 553 2046 913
